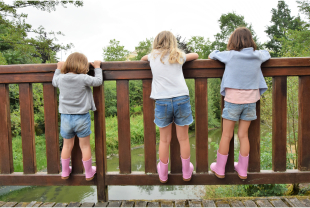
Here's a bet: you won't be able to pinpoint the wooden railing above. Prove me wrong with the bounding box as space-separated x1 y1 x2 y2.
0 58 310 202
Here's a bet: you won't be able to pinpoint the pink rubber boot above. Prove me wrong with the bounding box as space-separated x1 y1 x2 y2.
82 158 96 181
181 156 194 181
157 159 169 183
210 151 228 178
234 152 249 179
61 158 72 180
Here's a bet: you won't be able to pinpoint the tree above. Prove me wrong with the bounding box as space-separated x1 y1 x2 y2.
212 12 261 51
297 0 310 21
103 39 129 61
187 36 212 59
176 35 192 53
265 1 304 57
130 38 153 61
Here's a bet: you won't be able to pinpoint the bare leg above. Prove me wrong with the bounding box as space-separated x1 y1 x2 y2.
158 124 172 164
79 135 92 161
238 120 251 156
218 119 236 155
175 125 190 159
61 137 75 159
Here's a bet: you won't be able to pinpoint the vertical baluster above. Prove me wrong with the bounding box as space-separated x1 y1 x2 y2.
43 83 60 174
94 84 108 202
272 76 287 171
298 76 310 171
0 84 13 173
143 80 157 173
170 123 182 173
19 83 36 174
248 100 260 172
195 78 208 173
221 96 234 172
117 80 131 173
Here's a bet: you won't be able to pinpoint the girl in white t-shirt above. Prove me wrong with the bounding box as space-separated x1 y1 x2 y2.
141 31 198 183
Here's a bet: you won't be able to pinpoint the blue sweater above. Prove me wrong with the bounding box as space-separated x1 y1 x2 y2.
209 47 270 96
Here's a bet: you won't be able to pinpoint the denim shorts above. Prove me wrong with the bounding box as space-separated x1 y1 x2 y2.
60 112 92 139
222 101 257 121
154 95 193 128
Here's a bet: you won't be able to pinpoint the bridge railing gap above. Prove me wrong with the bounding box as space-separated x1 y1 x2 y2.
0 58 310 202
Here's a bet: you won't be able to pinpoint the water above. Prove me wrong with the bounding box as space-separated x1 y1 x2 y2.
0 128 238 203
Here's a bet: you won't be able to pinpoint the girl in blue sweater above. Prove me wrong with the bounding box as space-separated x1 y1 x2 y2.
209 27 270 179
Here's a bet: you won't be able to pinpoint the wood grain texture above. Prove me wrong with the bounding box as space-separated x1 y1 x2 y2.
0 73 54 84
272 77 287 172
0 84 13 173
170 123 182 173
93 85 108 201
298 76 310 171
19 83 36 174
248 100 260 172
142 80 157 173
71 136 83 174
195 78 208 173
117 80 131 174
43 83 60 174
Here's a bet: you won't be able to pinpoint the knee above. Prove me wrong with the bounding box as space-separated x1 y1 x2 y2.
160 136 171 145
177 135 189 143
238 132 248 141
222 132 234 141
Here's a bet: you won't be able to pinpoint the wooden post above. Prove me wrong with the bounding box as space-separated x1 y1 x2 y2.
248 100 260 172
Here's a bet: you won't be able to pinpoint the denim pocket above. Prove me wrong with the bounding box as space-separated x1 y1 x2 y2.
155 102 167 119
177 99 191 118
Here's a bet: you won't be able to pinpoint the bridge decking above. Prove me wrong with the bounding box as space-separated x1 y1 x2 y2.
1 196 310 207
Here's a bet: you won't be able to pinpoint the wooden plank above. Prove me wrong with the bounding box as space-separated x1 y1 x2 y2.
134 201 147 207
248 100 260 172
117 80 131 174
269 199 287 207
170 123 182 173
229 200 244 207
25 201 38 207
80 202 95 207
43 83 60 174
121 201 134 207
54 203 68 207
0 201 5 207
142 80 156 173
242 200 257 207
3 202 18 207
71 135 84 174
188 200 202 207
298 76 310 171
0 84 13 173
41 202 56 207
284 197 306 207
175 200 186 207
107 201 121 207
272 76 287 171
0 64 56 74
300 199 310 206
221 96 234 173
16 202 30 207
160 201 173 207
93 85 108 202
255 199 272 207
103 170 310 185
0 73 54 84
195 78 208 173
19 83 36 174
147 202 159 207
215 200 230 207
68 202 81 207
94 202 108 207
202 200 216 207
32 202 43 207
0 173 96 186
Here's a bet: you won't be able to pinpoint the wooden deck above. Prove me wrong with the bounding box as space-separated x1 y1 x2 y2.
1 196 310 207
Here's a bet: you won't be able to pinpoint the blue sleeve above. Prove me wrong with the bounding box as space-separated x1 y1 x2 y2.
209 50 231 64
259 50 271 63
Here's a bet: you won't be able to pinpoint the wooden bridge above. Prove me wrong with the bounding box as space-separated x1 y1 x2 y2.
0 58 310 202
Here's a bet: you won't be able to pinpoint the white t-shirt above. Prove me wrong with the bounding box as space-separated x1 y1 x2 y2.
148 51 189 99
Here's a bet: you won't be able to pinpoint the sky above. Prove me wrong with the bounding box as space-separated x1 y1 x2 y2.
16 0 304 62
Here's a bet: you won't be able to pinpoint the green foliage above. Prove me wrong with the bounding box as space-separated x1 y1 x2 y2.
103 39 129 61
187 36 212 59
265 1 305 57
298 0 310 20
130 38 153 61
244 184 288 197
104 81 117 117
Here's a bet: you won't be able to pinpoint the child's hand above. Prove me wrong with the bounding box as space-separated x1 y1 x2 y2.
57 61 65 70
90 60 101 68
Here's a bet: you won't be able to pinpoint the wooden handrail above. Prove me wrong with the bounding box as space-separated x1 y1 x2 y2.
0 57 310 202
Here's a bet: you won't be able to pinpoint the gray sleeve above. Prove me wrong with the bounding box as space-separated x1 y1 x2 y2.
259 50 271 62
83 68 103 87
209 50 230 63
52 69 61 87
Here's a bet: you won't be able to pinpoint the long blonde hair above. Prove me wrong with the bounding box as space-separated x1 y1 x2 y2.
151 31 184 64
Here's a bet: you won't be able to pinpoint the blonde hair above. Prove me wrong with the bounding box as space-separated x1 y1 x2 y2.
151 31 184 64
61 52 89 74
